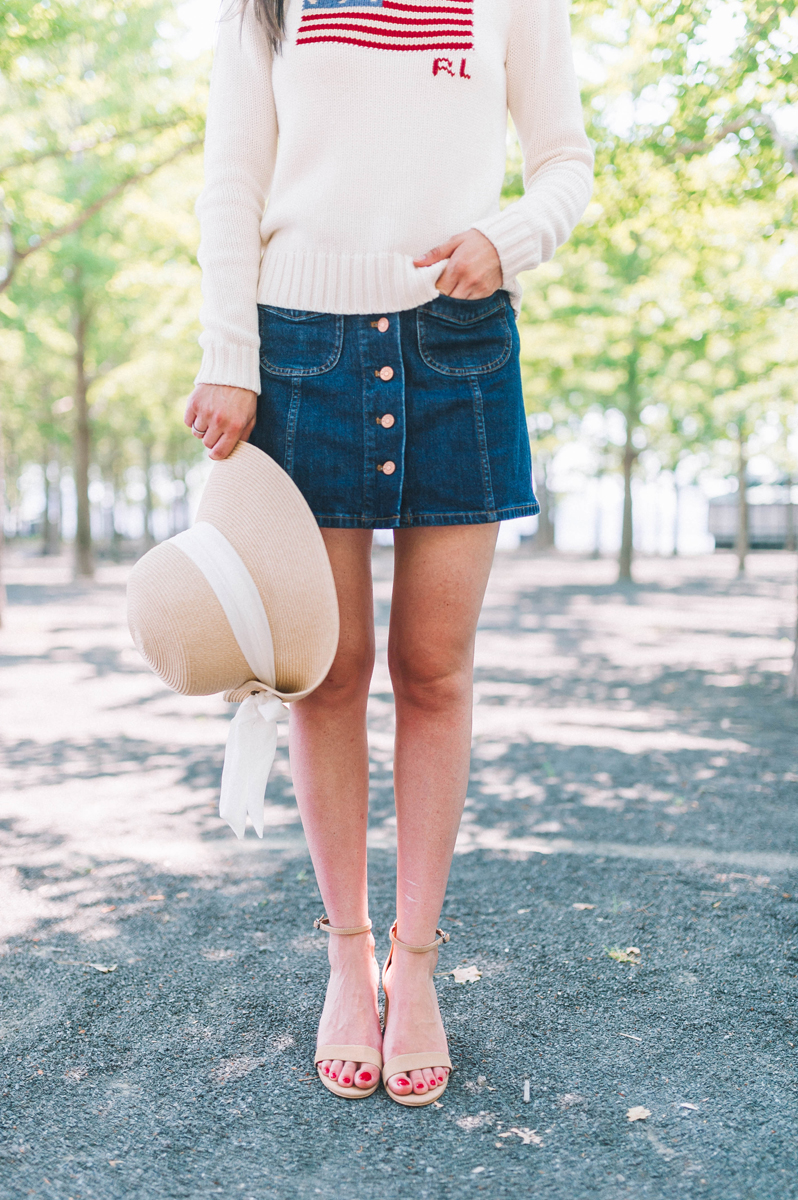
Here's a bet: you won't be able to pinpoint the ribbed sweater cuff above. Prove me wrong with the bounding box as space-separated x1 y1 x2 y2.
471 207 539 289
194 342 262 395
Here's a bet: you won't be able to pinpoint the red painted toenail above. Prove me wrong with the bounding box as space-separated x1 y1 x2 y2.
361 1074 371 1081
416 1083 424 1089
342 1077 350 1084
398 1079 409 1086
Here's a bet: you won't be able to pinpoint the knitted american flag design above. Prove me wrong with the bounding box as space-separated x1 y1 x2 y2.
297 0 474 53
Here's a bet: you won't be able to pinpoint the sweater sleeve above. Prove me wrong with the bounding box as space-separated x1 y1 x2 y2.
194 2 278 394
471 0 594 287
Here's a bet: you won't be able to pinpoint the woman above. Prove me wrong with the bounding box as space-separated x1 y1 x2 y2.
185 0 592 1105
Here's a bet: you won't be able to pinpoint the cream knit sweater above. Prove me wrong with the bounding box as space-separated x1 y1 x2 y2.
195 0 594 393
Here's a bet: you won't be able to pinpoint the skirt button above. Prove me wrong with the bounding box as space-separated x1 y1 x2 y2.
378 413 395 429
378 365 394 381
380 461 396 476
377 317 390 332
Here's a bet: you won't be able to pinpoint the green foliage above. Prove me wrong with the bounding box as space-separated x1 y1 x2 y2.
0 0 208 555
513 0 798 572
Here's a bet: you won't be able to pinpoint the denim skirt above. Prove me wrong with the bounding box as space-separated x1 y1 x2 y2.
248 289 538 529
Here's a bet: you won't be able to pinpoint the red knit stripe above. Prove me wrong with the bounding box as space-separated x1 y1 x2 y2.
297 21 470 36
295 34 473 49
383 2 472 12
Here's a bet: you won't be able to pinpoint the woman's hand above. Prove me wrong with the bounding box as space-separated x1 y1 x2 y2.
413 229 503 300
184 383 257 461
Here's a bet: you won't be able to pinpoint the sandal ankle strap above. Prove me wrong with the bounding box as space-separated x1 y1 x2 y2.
389 920 450 953
313 914 372 936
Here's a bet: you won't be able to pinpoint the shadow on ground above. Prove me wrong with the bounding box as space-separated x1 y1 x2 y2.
1 550 797 1199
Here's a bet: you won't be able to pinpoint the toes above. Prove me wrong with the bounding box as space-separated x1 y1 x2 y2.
339 1060 357 1087
409 1069 428 1094
318 1059 332 1076
436 1066 450 1085
355 1063 376 1089
387 1072 413 1096
328 1058 343 1082
422 1068 437 1090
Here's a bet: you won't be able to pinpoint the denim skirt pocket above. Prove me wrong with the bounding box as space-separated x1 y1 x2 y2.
416 292 512 376
258 305 344 377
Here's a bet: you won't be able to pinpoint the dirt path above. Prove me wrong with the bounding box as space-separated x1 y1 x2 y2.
1 547 796 1200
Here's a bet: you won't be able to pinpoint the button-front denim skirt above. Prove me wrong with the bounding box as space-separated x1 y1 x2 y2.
249 290 538 529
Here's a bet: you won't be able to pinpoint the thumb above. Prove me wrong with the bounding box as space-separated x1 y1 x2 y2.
413 237 460 267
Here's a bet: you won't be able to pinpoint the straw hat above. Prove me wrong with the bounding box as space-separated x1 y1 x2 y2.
126 442 339 840
127 441 339 704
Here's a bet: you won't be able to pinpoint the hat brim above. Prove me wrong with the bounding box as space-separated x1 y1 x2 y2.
127 442 339 701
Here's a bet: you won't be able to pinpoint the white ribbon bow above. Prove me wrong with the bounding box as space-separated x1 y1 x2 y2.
219 694 288 839
171 522 289 839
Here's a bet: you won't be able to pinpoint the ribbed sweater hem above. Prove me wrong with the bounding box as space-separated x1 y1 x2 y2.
256 248 447 316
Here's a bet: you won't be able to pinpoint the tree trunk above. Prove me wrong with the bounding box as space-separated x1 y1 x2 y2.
619 441 634 581
0 407 6 627
618 354 640 584
786 475 796 554
41 452 52 555
672 475 681 556
73 286 93 579
41 450 60 556
48 460 62 554
110 474 123 561
736 429 748 576
789 564 798 701
534 457 555 549
142 441 156 550
592 472 603 559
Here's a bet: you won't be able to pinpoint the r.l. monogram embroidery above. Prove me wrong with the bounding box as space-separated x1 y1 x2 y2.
433 56 471 77
297 0 474 53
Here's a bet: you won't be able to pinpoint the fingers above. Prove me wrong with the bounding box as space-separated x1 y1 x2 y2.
432 228 504 299
184 393 199 429
413 234 463 268
206 421 247 461
185 384 257 461
436 257 499 299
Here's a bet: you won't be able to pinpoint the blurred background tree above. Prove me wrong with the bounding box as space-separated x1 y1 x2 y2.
0 0 205 598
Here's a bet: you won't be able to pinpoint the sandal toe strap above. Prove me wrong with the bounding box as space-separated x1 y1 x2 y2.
382 1052 452 1082
315 1045 383 1069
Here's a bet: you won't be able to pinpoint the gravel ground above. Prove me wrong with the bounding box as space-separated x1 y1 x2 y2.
1 546 797 1200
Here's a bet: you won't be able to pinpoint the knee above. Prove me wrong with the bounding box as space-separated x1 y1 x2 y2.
389 647 471 713
305 645 374 711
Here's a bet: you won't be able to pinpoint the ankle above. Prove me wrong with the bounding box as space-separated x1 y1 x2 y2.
328 931 376 966
386 945 438 978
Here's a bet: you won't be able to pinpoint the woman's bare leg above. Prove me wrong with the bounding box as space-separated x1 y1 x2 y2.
289 529 381 1090
382 523 498 1097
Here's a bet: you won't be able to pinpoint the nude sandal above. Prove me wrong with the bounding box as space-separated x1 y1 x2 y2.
381 920 452 1107
313 915 383 1099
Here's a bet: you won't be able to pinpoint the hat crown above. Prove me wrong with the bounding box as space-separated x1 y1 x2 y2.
127 443 339 700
